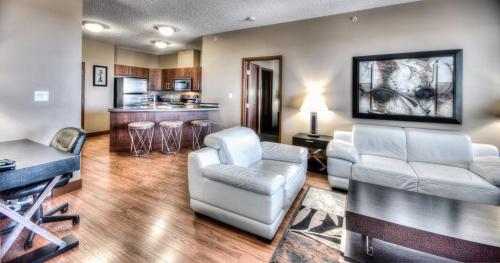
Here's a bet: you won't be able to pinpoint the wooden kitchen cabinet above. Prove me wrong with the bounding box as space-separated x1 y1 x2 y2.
192 67 202 92
115 64 149 78
148 69 162 90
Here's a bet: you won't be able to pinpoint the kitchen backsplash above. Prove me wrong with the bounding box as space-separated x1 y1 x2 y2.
147 91 200 100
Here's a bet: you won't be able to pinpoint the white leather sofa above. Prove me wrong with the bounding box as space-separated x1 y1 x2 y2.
327 124 500 205
188 127 308 239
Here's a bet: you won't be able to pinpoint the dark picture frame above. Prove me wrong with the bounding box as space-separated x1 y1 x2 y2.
93 65 108 87
352 50 463 124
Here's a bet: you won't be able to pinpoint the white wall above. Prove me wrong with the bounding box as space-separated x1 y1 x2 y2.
0 0 83 144
201 0 500 147
83 38 115 133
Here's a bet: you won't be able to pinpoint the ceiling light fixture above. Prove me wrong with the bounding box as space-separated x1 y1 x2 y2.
152 40 169 48
156 25 177 36
82 21 107 32
245 16 256 22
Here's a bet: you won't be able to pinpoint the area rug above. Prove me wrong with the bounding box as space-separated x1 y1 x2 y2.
270 187 349 263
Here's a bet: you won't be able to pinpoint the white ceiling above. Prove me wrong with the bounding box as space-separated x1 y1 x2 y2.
83 0 418 55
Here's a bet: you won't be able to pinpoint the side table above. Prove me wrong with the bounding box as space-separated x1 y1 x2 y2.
292 133 333 173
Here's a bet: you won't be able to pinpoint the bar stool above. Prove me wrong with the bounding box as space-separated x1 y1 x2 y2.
159 120 184 153
128 121 155 157
191 120 212 150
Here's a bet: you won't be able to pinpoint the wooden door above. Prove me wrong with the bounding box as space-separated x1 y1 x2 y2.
246 63 260 132
260 68 273 132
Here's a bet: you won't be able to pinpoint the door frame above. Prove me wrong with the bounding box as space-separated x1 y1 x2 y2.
81 62 85 129
241 55 283 142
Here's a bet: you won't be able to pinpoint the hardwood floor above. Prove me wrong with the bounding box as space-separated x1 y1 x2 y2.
3 135 330 262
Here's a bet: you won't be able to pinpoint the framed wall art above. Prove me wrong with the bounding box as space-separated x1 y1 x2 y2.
93 65 108 87
352 49 463 124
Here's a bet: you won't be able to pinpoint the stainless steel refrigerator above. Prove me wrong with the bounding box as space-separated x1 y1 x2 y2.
114 77 148 107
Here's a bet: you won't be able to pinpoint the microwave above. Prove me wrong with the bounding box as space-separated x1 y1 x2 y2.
173 78 192 91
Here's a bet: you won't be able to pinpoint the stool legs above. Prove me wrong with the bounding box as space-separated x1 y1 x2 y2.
192 124 211 150
160 125 182 153
128 127 154 157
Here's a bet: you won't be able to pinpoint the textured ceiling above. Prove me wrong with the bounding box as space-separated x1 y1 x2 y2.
83 0 418 55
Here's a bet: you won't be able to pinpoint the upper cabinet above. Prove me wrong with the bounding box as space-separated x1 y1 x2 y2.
116 64 202 91
161 67 202 91
114 64 149 79
148 69 162 91
192 67 202 92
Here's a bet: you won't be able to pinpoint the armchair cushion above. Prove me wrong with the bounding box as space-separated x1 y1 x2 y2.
326 139 359 163
469 157 500 187
203 164 285 195
261 141 307 164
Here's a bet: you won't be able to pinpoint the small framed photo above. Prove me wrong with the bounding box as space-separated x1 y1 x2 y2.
93 65 108 87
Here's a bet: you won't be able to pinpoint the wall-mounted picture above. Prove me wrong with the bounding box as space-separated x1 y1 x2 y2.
353 50 463 124
93 65 108 87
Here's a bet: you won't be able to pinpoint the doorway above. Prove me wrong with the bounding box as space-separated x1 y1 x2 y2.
241 56 282 142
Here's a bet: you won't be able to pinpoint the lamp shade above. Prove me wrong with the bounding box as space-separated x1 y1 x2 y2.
300 93 329 112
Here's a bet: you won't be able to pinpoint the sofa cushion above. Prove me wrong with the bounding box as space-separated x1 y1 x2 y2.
203 164 285 195
250 160 305 207
410 162 500 205
469 157 500 187
353 125 407 161
352 155 418 191
406 128 473 169
204 127 262 167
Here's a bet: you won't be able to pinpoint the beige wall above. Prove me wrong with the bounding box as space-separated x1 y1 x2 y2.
0 0 83 144
158 54 178 68
82 38 115 133
115 47 159 68
178 49 201 67
202 0 500 147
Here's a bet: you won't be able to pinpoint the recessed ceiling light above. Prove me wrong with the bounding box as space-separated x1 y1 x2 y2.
152 40 170 48
156 25 177 36
351 16 359 23
245 16 256 22
82 21 107 32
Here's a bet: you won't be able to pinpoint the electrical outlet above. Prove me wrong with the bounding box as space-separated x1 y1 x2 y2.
34 91 49 102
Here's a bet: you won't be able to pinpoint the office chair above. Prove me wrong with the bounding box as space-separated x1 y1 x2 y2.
0 127 87 249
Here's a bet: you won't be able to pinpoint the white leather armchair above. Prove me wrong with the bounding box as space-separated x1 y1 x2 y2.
188 127 308 239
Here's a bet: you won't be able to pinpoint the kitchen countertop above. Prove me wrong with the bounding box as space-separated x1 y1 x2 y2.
108 104 219 112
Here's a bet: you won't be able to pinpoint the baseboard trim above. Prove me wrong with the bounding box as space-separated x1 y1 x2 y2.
52 179 82 197
87 130 109 137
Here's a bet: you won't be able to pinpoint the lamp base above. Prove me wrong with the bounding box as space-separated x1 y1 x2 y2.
307 133 320 138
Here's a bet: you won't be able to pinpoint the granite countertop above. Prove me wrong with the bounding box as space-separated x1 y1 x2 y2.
109 103 219 112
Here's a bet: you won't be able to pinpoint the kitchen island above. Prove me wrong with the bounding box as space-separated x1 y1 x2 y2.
108 104 219 152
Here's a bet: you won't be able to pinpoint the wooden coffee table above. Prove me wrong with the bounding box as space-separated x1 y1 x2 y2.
344 180 500 262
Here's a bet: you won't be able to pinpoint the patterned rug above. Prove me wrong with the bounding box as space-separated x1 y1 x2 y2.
271 187 349 263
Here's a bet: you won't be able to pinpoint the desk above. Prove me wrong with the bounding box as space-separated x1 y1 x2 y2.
0 139 80 262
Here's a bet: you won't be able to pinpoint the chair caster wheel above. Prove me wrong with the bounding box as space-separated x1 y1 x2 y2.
24 241 33 250
61 205 69 213
72 215 80 225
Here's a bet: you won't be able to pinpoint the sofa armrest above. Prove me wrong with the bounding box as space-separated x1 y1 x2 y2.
261 141 308 164
326 139 359 163
469 157 500 187
203 164 285 195
472 143 499 158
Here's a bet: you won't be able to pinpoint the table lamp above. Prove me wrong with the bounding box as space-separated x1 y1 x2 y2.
300 93 329 137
